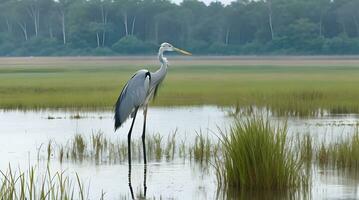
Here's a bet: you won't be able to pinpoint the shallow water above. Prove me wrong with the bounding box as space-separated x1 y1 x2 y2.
1 106 359 199
0 106 229 164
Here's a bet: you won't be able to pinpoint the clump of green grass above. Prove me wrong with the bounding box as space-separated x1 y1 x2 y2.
47 140 53 162
59 145 64 164
165 130 177 161
190 132 211 165
152 134 163 161
178 139 187 159
317 141 329 166
70 113 83 119
91 133 106 162
297 134 314 165
0 164 87 200
216 116 306 191
72 134 86 161
117 140 128 163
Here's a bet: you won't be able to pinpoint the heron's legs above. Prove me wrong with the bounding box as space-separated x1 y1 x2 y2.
143 163 147 197
142 106 148 164
128 107 138 166
142 105 148 197
128 107 138 200
128 167 134 200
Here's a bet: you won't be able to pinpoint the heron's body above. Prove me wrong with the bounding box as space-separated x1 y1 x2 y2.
114 69 151 129
114 52 168 130
113 42 191 199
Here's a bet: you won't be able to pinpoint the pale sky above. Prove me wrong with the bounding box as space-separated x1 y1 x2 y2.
172 0 234 6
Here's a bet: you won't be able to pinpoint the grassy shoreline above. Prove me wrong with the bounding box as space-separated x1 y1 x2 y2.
1 57 359 114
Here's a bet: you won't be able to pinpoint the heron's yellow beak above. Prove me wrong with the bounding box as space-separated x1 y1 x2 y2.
173 47 192 56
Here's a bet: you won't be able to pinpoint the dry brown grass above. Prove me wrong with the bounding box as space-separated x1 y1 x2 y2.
1 56 359 68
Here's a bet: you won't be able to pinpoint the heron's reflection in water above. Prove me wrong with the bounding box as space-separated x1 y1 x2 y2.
128 163 147 200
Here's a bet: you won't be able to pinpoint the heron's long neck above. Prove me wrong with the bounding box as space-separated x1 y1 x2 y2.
150 48 168 88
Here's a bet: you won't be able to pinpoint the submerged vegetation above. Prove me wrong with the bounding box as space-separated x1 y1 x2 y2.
215 117 307 192
1 58 359 117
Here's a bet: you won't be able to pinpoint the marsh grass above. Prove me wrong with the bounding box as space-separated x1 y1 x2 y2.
42 131 219 165
152 134 163 161
316 127 359 170
165 130 177 161
0 164 87 200
91 133 107 162
190 132 212 165
215 116 306 192
290 127 359 171
178 139 187 159
297 134 314 165
72 135 86 161
70 113 82 119
59 145 64 164
317 141 329 166
47 140 53 162
2 61 359 117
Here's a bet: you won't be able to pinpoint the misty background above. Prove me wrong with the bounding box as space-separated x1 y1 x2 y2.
0 0 359 56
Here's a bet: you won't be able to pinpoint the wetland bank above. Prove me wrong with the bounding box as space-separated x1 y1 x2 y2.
1 56 359 199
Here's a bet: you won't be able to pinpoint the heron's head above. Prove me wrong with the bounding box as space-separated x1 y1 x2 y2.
160 42 192 55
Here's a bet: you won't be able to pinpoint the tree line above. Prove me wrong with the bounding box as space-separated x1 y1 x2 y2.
0 0 359 56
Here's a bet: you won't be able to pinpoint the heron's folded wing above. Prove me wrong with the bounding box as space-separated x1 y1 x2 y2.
114 70 150 131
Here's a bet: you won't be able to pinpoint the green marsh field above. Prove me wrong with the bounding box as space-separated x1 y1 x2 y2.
1 56 359 115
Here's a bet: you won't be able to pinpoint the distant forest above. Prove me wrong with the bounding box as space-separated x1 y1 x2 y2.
1 0 359 56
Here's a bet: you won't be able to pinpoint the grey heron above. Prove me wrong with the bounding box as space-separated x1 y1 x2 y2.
114 42 191 165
